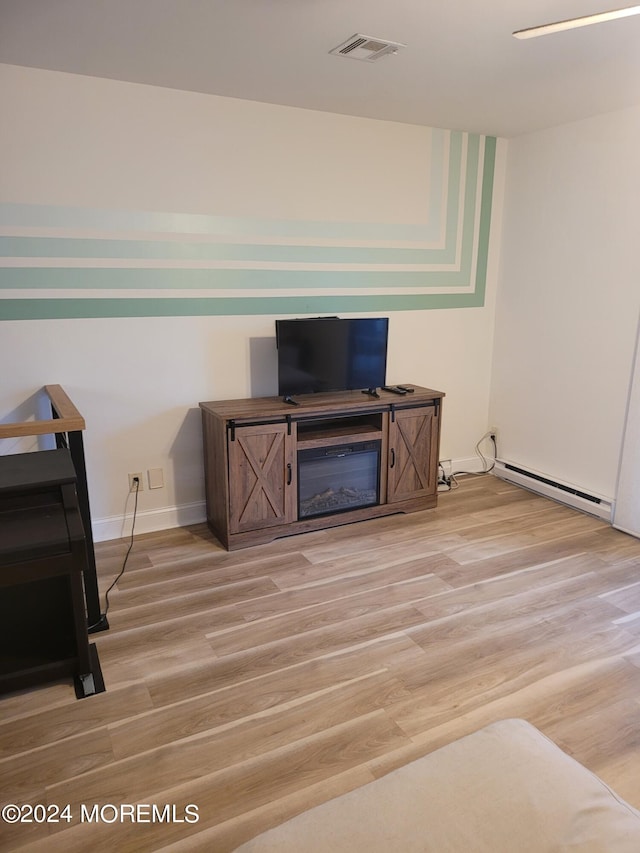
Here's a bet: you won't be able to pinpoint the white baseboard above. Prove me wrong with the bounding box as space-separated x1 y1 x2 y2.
92 500 207 542
451 456 492 475
438 456 491 478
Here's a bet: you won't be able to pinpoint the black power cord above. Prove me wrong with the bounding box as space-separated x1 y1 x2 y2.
439 432 498 492
87 476 140 631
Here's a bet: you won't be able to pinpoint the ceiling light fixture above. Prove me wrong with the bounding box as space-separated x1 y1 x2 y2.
513 4 640 39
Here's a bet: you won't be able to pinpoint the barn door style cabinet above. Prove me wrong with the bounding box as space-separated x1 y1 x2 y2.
387 405 440 503
227 421 297 534
200 385 444 551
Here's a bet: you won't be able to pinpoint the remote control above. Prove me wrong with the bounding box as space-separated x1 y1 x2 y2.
396 385 414 393
382 386 407 395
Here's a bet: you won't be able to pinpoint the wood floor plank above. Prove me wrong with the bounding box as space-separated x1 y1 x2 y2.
207 574 452 656
367 654 640 785
268 547 461 591
268 553 458 599
411 553 610 623
109 574 280 612
0 727 114 800
145 634 421 708
24 714 408 852
600 579 640 614
433 536 613 586
545 696 640 803
611 610 640 637
105 577 279 634
0 791 52 850
114 551 313 592
204 605 430 688
94 608 235 663
154 763 377 853
47 673 409 815
297 492 551 564
4 477 640 852
390 618 636 737
95 635 218 691
444 513 607 564
0 683 152 759
204 604 433 667
0 681 75 723
108 639 422 759
407 564 624 651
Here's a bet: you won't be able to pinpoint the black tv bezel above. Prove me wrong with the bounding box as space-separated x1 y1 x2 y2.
275 316 389 398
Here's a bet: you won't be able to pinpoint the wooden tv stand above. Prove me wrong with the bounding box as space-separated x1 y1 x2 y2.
199 385 444 550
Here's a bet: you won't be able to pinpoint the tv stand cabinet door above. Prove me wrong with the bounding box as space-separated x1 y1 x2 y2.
228 423 296 534
386 405 439 503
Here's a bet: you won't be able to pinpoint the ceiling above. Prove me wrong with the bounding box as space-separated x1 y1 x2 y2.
1 0 640 137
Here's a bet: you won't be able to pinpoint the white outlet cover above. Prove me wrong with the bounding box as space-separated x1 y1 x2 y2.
148 467 164 489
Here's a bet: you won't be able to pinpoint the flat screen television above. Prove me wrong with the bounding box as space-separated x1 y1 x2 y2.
275 317 388 397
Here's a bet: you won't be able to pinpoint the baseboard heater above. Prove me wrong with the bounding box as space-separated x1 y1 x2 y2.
493 460 612 522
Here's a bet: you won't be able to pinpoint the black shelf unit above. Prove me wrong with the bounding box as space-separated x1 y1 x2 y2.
0 449 104 698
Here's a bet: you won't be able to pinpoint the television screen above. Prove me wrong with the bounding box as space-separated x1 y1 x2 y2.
276 317 388 397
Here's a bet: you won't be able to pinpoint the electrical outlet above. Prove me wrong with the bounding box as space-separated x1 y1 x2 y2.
489 427 498 438
128 472 143 492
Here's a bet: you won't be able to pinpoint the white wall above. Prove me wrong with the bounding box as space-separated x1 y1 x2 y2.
490 105 640 501
0 65 504 539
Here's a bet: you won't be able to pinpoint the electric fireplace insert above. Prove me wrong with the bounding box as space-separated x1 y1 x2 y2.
298 440 381 519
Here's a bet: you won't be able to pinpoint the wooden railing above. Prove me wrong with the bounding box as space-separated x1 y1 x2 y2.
0 385 85 439
0 386 106 631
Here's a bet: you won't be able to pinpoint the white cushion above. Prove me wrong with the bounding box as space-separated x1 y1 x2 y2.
234 718 640 852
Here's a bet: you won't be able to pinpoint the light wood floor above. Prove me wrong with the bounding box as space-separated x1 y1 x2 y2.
2 475 640 851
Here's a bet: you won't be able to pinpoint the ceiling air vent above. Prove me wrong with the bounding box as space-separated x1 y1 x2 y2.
329 34 406 62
